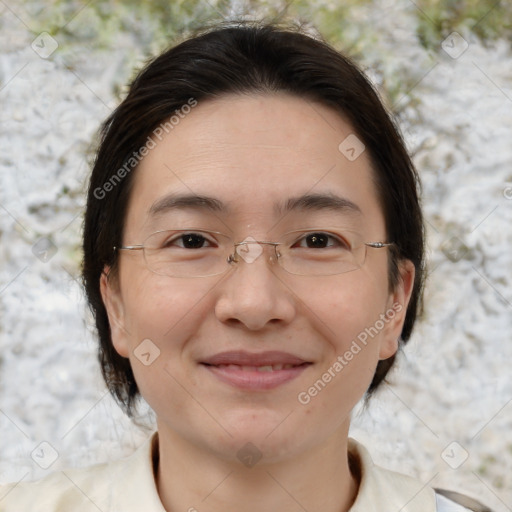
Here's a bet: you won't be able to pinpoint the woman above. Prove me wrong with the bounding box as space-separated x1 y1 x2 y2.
0 22 491 512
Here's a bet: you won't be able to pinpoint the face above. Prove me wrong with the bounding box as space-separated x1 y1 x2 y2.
101 92 414 464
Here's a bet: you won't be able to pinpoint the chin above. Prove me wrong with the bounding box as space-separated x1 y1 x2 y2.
215 411 310 463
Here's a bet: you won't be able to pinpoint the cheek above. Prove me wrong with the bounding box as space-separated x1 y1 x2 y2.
299 288 386 416
120 275 219 413
305 271 389 345
121 272 217 341
298 271 390 393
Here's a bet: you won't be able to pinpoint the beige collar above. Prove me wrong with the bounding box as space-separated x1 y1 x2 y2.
110 432 436 511
0 432 436 511
347 438 436 511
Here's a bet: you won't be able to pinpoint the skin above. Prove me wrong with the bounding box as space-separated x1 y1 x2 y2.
100 92 415 512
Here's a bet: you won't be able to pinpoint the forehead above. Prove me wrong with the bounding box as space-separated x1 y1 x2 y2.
124 93 384 235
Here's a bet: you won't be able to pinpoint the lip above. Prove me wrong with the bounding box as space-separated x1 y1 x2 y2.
201 350 309 366
200 351 312 391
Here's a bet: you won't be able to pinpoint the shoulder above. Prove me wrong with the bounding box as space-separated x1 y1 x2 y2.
0 432 165 512
0 458 117 512
347 439 492 512
347 438 436 511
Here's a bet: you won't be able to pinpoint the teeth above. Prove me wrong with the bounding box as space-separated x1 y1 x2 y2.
215 363 296 371
258 365 275 372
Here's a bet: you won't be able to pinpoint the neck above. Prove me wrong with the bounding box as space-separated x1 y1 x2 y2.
154 424 359 512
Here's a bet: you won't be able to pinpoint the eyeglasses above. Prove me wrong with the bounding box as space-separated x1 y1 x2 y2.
114 228 394 278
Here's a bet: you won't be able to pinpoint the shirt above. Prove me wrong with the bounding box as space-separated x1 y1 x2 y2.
0 433 472 511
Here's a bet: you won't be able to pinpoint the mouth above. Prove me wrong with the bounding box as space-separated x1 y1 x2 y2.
207 363 306 372
200 351 312 390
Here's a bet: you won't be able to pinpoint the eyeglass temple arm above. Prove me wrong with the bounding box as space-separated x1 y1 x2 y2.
365 242 394 248
113 245 144 251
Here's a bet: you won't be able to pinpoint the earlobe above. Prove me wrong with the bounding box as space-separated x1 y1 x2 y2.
379 259 416 360
100 266 130 358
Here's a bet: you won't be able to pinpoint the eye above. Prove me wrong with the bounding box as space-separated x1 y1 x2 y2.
163 232 216 249
293 232 350 250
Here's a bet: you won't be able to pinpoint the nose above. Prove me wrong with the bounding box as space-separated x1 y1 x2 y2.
214 241 296 330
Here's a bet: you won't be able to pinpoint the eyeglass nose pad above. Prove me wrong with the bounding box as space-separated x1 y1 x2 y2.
269 247 281 264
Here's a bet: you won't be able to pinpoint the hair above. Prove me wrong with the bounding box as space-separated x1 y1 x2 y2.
82 21 425 416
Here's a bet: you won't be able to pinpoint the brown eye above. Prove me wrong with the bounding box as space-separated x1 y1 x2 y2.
180 233 209 249
161 232 215 249
293 232 350 250
304 233 329 248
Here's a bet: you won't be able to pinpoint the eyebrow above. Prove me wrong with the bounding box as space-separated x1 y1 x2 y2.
147 192 361 218
278 193 362 216
148 194 226 217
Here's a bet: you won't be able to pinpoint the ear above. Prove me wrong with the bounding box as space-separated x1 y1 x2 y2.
100 266 130 358
378 259 416 360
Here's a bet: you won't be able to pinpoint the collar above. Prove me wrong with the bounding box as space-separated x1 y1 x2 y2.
108 431 166 511
110 432 435 512
348 438 436 511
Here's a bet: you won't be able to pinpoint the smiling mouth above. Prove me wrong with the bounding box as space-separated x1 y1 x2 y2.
201 362 312 390
203 362 309 371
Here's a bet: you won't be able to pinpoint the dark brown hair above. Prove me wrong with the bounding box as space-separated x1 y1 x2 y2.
82 21 425 416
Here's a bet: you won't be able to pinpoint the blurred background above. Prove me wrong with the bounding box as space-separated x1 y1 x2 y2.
1 0 511 509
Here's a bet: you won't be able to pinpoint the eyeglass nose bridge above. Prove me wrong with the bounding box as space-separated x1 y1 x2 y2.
227 238 282 266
